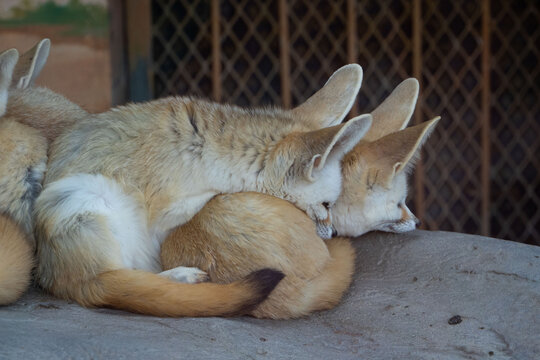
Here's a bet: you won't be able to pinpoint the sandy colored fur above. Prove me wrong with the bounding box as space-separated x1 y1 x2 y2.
34 205 283 317
6 86 88 144
34 64 368 316
97 268 283 317
161 193 355 319
0 119 47 245
0 214 34 305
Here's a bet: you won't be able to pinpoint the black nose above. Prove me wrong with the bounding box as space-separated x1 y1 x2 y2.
415 219 422 227
332 228 338 237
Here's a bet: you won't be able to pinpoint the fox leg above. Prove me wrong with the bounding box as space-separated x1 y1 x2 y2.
159 266 209 283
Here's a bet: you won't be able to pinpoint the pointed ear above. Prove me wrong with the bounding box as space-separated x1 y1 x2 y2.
291 64 363 128
13 38 50 89
364 78 419 141
302 114 372 181
367 117 440 187
0 48 19 116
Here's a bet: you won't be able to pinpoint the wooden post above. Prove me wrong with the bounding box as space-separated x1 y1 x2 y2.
278 0 291 109
109 0 128 106
481 0 491 236
347 0 358 117
125 0 153 102
412 0 426 225
211 0 221 102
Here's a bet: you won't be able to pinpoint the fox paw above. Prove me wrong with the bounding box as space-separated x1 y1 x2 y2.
159 266 209 284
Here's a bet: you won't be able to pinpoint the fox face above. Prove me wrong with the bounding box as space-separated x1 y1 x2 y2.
263 114 372 239
333 118 439 237
329 77 440 238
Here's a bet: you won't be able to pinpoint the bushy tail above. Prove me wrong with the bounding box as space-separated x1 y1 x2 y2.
92 268 284 317
252 237 355 319
0 214 34 305
302 237 356 312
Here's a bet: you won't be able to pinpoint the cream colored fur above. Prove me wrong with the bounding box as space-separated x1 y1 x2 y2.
34 65 370 316
161 193 355 319
5 39 88 144
334 118 440 237
0 214 33 305
161 78 440 319
0 47 44 305
333 77 440 237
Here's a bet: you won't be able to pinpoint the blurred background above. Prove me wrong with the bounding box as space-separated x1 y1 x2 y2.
1 0 538 245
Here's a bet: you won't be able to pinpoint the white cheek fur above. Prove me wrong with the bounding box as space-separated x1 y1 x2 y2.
287 161 343 214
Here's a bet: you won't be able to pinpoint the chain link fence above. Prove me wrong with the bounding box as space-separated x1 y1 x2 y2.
147 0 539 245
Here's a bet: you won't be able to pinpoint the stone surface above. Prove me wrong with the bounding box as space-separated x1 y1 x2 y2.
1 230 539 359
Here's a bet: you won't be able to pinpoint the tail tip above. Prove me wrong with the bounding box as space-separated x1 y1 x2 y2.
249 268 285 297
235 268 284 315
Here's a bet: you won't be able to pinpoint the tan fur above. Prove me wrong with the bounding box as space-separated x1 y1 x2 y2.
6 86 88 144
334 117 440 236
6 39 88 144
161 193 355 319
160 79 440 319
0 214 34 305
363 78 419 141
0 119 48 242
0 47 42 305
98 269 285 317
34 65 369 316
291 64 362 128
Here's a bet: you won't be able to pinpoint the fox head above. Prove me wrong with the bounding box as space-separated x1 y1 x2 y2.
332 78 440 237
256 64 371 239
266 114 372 239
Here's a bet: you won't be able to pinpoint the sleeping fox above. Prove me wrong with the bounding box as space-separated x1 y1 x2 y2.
161 78 440 319
34 63 372 316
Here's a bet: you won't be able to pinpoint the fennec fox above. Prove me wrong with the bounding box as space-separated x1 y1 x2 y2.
35 64 371 316
333 79 440 237
161 78 439 319
0 48 43 305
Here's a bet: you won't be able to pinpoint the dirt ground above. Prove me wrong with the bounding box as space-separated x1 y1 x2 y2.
0 26 111 112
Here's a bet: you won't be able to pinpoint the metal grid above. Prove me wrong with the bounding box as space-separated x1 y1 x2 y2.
420 1 484 234
489 0 540 245
147 0 540 244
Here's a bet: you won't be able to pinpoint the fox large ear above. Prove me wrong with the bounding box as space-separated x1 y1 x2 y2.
0 48 19 116
299 114 372 181
364 78 419 141
366 117 440 187
291 64 363 129
13 38 50 89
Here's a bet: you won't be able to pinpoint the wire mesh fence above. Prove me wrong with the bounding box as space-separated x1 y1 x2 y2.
147 0 539 245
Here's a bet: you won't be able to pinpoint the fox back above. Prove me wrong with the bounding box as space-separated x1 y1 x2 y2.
33 64 370 315
160 78 440 318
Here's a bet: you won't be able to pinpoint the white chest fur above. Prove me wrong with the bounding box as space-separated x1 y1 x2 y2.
44 174 161 272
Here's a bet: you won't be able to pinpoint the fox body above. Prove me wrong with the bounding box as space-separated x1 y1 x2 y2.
0 45 50 305
34 65 370 316
161 78 440 319
162 192 355 319
0 214 34 305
